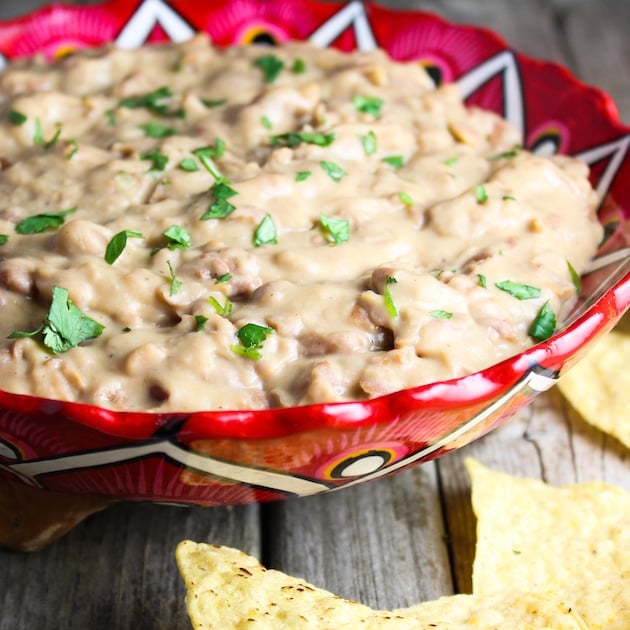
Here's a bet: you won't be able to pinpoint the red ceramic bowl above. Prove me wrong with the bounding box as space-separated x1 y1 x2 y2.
0 0 628 506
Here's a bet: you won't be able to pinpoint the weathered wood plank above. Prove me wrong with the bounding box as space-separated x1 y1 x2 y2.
0 503 260 630
264 461 452 610
563 0 630 121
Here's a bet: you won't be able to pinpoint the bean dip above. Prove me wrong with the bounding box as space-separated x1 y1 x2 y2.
0 35 603 412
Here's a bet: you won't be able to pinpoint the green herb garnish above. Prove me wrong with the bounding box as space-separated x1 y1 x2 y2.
443 156 459 167
359 130 377 156
474 184 489 204
429 310 453 319
162 225 192 251
319 213 349 245
138 122 178 138
567 261 582 294
271 131 335 148
166 260 181 296
231 323 274 360
104 229 144 264
141 148 169 172
488 145 522 161
529 301 556 341
295 170 311 182
195 315 209 331
15 207 77 234
495 280 541 300
0 234 9 245
253 213 278 247
119 86 184 118
320 160 346 182
381 155 404 169
208 295 233 317
178 157 199 172
398 191 413 206
215 273 232 284
291 58 306 74
352 95 383 118
384 275 398 318
65 139 78 160
201 97 227 108
8 109 27 125
477 274 487 288
261 115 273 130
192 140 226 179
252 54 285 83
202 180 238 220
8 285 104 354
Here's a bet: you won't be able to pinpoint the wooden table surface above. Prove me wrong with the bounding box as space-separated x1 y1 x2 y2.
0 1 628 628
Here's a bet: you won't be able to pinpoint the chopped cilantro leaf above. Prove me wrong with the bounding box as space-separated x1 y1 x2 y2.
295 170 311 182
252 54 284 83
261 115 273 130
477 274 487 288
8 285 104 354
443 156 459 167
195 315 209 331
208 295 233 317
359 130 377 155
215 273 232 284
430 310 453 319
495 280 541 300
65 139 78 160
192 140 226 179
381 155 404 169
138 122 178 138
319 213 349 245
8 109 27 125
253 213 278 247
475 184 489 204
291 58 306 74
166 260 181 296
104 229 144 264
43 124 62 149
271 131 335 148
119 86 184 118
231 323 274 360
201 97 227 108
567 261 582 294
33 118 44 145
141 148 169 172
162 225 192 250
399 191 413 206
15 207 77 234
352 95 383 118
529 301 556 341
193 139 226 160
178 157 199 172
0 234 8 245
320 160 346 182
202 180 238 220
384 275 398 318
488 145 522 161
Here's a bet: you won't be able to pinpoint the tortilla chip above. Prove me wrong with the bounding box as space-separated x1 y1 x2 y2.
558 318 630 448
468 458 630 630
175 540 587 629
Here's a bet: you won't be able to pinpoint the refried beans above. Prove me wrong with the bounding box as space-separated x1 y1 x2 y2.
0 34 603 411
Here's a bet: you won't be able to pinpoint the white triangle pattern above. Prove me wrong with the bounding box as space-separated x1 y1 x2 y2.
115 0 195 49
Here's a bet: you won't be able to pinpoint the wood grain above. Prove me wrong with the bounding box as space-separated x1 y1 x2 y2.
0 1 628 628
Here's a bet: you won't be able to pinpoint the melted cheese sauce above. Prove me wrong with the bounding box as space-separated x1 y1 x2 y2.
0 35 603 411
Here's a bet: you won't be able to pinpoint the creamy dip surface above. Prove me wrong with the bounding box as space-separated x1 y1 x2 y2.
0 35 603 412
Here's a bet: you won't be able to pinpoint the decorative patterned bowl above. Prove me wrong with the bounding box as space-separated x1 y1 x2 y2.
0 0 628 506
